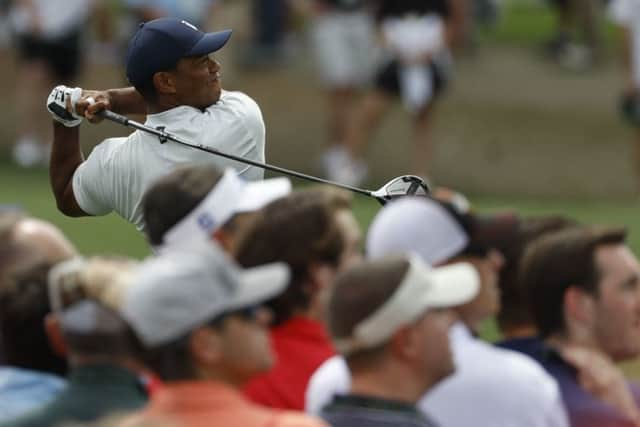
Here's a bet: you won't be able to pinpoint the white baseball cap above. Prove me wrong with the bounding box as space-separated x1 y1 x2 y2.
121 240 290 348
161 168 291 249
366 197 469 265
333 254 479 355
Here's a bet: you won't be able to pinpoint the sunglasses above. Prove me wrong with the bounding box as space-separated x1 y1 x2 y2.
208 305 263 327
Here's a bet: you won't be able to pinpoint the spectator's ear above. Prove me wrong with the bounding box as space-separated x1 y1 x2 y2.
44 313 67 358
564 286 597 335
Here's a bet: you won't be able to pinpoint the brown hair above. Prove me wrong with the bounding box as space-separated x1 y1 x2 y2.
521 225 626 339
496 215 576 333
0 260 67 375
235 186 352 325
142 165 223 245
329 256 410 367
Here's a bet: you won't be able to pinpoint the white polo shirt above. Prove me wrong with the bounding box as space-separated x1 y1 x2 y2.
72 90 265 231
610 0 640 87
305 323 569 427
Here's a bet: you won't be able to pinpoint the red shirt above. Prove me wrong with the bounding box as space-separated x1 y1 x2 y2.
126 381 328 427
243 316 336 410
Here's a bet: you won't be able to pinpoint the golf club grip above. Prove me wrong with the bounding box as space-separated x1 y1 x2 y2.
97 109 129 126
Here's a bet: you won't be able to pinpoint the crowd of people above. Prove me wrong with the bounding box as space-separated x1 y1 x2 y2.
3 1 640 427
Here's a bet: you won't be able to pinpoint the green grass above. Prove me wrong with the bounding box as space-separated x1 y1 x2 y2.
480 0 621 48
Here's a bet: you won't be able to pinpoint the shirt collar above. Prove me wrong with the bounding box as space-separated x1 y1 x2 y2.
327 393 423 416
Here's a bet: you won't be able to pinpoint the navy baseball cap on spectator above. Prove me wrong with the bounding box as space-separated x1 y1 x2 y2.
126 18 232 88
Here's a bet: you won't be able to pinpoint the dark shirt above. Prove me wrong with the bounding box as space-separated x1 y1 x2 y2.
520 342 640 427
375 0 449 22
1 364 148 427
495 336 547 362
320 394 438 427
318 0 366 11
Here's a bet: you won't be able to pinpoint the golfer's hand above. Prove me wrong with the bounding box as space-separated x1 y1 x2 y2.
47 85 84 127
76 90 112 124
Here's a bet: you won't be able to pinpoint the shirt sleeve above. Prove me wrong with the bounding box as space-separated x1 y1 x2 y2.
72 141 115 216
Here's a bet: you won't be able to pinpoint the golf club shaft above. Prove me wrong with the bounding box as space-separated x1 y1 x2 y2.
98 110 373 197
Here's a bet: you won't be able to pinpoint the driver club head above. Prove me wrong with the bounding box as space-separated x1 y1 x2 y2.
370 175 431 205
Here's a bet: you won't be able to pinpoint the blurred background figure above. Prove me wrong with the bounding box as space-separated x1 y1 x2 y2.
3 257 148 427
8 0 93 168
494 215 577 355
320 255 478 427
339 0 466 186
107 241 328 427
122 0 220 29
0 261 69 422
610 0 640 184
142 165 290 254
522 226 640 427
236 187 362 410
0 212 77 420
241 0 289 68
297 0 376 182
306 197 569 427
544 0 603 69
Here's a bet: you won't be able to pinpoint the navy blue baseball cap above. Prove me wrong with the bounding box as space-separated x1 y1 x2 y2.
126 18 232 88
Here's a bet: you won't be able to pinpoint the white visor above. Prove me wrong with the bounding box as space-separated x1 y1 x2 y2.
161 169 291 248
334 254 479 355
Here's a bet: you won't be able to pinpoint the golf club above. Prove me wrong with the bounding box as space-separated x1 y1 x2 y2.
98 109 430 204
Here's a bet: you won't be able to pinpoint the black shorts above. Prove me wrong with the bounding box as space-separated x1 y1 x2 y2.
374 57 449 106
15 30 83 82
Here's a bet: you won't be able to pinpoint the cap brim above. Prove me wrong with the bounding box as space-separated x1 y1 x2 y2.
188 29 232 56
227 262 290 311
234 178 291 215
418 261 480 309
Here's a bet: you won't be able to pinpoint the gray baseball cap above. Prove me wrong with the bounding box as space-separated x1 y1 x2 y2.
121 240 289 348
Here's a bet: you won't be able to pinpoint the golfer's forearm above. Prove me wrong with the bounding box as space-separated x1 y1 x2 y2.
50 122 86 217
106 87 147 115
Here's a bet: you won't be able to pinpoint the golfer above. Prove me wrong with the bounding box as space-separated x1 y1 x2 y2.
46 18 266 231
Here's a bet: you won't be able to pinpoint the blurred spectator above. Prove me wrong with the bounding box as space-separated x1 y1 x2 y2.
0 261 68 422
242 0 289 68
306 197 569 427
106 240 328 427
339 0 466 185
545 0 603 69
142 165 290 253
123 0 220 29
494 215 577 354
235 187 362 410
298 0 376 181
320 255 478 427
8 0 92 167
609 0 640 182
0 211 76 365
3 257 148 427
522 226 640 426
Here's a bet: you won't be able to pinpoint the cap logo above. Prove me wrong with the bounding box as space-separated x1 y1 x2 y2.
197 213 216 232
181 20 198 31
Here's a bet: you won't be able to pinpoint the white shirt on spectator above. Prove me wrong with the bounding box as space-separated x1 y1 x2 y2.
306 323 569 427
72 90 265 231
610 0 640 87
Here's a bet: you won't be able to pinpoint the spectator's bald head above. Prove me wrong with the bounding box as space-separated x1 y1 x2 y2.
0 213 76 283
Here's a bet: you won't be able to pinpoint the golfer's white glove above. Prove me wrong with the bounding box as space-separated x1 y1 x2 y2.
46 85 83 127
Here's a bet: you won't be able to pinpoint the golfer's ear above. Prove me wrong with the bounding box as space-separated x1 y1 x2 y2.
153 71 177 95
